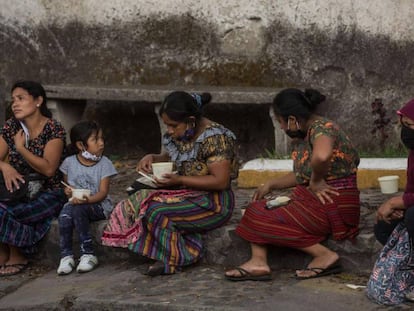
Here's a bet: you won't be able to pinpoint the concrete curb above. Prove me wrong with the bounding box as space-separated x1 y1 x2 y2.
237 158 407 189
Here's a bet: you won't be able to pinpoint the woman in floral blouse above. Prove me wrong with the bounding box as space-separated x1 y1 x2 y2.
225 88 360 281
0 80 66 276
102 91 238 276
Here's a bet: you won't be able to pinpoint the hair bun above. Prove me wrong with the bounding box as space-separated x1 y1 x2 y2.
304 89 326 108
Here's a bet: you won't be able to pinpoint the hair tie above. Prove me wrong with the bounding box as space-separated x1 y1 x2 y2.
191 93 203 108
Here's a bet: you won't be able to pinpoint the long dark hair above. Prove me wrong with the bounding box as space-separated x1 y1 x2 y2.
159 91 212 122
11 80 52 118
272 88 326 121
66 120 101 156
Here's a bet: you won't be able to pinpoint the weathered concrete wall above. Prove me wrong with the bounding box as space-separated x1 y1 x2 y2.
1 0 414 160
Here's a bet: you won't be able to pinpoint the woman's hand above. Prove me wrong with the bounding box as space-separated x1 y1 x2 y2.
308 179 339 204
376 196 404 223
13 129 26 152
136 155 153 173
154 173 182 187
252 183 271 201
1 164 25 192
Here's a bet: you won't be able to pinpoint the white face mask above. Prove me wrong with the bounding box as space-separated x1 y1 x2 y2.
81 149 102 162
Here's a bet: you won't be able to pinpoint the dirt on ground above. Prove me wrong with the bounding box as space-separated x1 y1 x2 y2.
108 154 144 203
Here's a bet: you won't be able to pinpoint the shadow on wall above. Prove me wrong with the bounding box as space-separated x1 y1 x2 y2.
83 101 274 161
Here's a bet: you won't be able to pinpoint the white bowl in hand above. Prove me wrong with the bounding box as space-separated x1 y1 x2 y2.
71 189 91 200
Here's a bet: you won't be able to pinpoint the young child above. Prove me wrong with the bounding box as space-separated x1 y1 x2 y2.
57 120 117 275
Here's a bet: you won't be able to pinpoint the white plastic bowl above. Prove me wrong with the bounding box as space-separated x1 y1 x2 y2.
378 176 399 194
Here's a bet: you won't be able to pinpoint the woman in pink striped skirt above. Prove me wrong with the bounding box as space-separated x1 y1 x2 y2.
102 91 238 276
225 88 360 281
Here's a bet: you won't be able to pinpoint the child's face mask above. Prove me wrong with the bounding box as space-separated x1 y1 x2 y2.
81 149 102 162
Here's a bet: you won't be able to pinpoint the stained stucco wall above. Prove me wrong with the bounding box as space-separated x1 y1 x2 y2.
1 0 414 159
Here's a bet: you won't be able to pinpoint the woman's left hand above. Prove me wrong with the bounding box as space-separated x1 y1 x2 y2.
154 173 181 187
308 179 339 204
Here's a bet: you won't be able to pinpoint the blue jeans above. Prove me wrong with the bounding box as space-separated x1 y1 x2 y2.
58 202 105 258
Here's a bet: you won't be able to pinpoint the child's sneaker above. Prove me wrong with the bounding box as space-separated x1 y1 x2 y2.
57 256 75 275
76 254 98 273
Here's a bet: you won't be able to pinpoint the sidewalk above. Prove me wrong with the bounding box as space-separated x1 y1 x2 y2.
0 187 410 310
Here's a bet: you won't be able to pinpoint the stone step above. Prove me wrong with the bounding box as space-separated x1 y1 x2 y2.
36 189 386 274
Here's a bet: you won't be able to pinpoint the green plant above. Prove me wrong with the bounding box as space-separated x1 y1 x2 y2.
258 148 290 159
358 145 408 158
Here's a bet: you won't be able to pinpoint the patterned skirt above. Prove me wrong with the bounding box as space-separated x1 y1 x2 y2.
0 189 66 254
236 176 360 249
102 188 234 273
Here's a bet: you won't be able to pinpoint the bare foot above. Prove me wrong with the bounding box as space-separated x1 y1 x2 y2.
295 251 339 278
225 259 271 277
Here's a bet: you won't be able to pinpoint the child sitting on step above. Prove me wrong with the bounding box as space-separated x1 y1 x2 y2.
57 120 117 275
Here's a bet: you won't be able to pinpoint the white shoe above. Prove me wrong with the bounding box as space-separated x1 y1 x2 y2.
76 254 98 273
57 256 75 275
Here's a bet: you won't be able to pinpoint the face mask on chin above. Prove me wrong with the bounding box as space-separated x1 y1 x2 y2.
401 124 414 150
81 149 102 162
285 119 307 139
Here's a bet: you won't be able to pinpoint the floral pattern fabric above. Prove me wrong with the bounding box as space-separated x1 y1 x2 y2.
366 223 414 305
1 117 66 189
163 122 238 179
292 118 359 184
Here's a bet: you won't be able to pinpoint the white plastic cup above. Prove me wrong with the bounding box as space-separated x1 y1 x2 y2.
378 176 400 194
72 188 91 200
151 162 173 179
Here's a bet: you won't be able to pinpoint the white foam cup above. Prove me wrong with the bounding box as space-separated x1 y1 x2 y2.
151 162 174 179
378 175 399 194
72 189 91 200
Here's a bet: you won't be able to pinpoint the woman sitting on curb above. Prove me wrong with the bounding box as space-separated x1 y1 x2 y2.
102 91 238 276
0 80 66 276
225 88 360 281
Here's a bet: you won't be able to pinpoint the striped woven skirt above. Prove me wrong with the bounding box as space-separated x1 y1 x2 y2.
102 188 234 273
0 189 66 254
236 176 360 249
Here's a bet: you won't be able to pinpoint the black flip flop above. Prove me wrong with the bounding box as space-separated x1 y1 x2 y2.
225 267 272 282
295 264 343 280
144 261 165 277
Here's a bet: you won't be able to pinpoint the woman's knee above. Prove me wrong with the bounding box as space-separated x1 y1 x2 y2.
145 206 167 224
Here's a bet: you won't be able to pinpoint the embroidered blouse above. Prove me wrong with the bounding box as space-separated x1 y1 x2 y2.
163 122 238 180
292 118 359 185
1 117 66 189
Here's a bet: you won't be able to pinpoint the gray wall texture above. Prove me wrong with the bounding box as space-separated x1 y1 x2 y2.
1 0 413 160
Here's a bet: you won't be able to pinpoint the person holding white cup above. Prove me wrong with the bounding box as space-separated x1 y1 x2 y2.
102 91 238 276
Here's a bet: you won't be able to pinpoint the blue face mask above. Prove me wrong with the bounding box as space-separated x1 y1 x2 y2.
177 119 196 142
81 149 102 162
177 127 195 142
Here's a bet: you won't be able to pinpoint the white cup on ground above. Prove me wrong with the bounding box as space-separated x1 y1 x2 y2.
71 189 91 200
378 175 399 194
151 162 174 179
